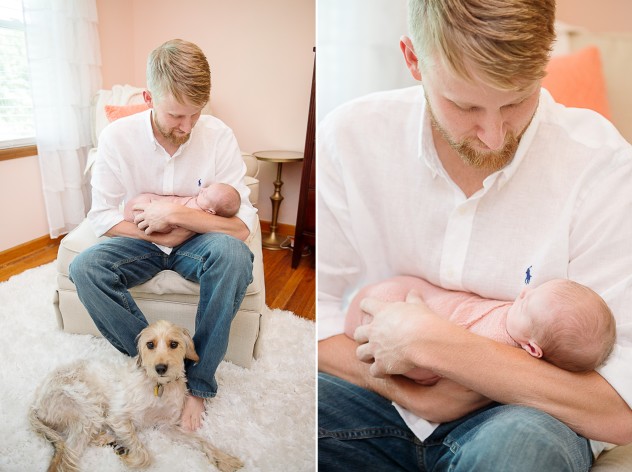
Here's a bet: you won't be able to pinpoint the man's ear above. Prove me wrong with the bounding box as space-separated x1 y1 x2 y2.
143 90 154 108
400 36 422 81
522 341 543 359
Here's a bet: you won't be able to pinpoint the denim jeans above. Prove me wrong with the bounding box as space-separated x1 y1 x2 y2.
318 373 593 472
69 232 253 398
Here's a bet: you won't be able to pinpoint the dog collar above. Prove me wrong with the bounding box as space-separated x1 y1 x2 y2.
154 375 181 397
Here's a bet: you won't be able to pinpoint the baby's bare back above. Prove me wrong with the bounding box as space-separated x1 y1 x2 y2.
123 193 195 222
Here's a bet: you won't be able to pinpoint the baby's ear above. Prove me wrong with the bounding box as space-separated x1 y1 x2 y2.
522 341 543 359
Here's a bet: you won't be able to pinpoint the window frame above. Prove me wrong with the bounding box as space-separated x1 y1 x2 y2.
0 1 37 157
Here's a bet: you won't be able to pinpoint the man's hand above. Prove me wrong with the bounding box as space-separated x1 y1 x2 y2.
318 335 492 423
133 200 180 234
354 290 448 378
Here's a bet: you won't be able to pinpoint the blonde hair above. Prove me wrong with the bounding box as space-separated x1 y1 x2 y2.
532 280 616 372
146 39 211 107
408 0 556 90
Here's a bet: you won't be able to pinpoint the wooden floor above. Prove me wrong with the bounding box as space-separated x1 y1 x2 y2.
262 246 315 320
0 238 315 321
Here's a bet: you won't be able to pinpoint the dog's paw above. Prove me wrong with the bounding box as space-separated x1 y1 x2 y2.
121 446 151 469
210 450 243 472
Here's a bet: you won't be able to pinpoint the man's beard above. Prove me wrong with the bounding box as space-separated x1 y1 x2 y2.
426 98 522 173
153 113 191 146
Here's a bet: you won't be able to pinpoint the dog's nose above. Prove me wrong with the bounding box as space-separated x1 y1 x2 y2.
155 364 168 375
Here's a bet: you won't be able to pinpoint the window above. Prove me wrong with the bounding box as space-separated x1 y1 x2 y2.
0 0 35 150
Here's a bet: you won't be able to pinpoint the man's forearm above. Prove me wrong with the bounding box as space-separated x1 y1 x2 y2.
407 324 632 444
105 220 151 239
105 220 194 247
318 335 490 423
167 205 250 241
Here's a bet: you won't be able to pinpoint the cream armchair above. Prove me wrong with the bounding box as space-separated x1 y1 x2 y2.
53 85 265 368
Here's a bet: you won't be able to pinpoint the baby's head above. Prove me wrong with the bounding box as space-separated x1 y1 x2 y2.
507 279 615 372
196 183 240 217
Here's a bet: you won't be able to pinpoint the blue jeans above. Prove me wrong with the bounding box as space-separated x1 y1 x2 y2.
318 373 593 471
69 233 253 398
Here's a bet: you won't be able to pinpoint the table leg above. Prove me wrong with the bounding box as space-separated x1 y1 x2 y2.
262 162 285 249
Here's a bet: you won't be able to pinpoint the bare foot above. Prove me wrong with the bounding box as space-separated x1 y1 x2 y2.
181 394 205 431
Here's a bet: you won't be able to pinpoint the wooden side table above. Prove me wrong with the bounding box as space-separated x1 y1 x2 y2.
253 150 304 249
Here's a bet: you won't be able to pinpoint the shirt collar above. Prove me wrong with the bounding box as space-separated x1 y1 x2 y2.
492 89 544 190
418 88 442 178
143 109 158 149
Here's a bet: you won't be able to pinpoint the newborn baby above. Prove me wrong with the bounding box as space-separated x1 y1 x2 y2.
346 276 615 384
124 182 240 229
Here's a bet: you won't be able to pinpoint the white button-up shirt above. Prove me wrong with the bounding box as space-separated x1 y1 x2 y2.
318 85 632 454
88 110 257 237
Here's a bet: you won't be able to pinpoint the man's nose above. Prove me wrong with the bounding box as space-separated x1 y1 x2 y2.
476 111 506 151
179 117 194 133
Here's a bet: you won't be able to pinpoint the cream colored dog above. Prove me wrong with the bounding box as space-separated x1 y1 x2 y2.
30 320 242 472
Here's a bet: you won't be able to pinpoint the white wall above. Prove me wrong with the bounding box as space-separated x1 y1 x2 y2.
317 0 414 122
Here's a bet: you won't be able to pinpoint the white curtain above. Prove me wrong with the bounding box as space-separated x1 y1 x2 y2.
23 0 102 238
317 0 416 122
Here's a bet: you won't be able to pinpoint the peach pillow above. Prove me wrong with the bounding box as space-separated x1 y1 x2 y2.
104 103 149 122
543 46 611 120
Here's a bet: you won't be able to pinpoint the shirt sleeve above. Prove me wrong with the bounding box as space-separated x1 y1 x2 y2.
317 113 365 340
570 147 632 408
87 127 126 237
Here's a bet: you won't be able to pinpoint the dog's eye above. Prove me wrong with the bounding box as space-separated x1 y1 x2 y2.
146 341 155 350
170 341 179 349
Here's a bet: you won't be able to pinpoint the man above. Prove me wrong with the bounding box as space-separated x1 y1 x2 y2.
318 1 632 470
70 39 256 431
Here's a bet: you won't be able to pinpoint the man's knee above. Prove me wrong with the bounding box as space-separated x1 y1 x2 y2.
447 406 591 471
69 246 96 285
203 234 253 272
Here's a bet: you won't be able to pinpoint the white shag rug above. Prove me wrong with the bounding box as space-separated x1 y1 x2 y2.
0 262 315 471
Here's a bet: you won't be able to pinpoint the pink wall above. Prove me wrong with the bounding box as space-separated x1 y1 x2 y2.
96 0 315 227
557 0 632 33
0 155 49 251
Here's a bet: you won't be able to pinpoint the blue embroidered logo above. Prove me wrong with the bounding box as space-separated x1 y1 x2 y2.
524 266 533 285
198 179 202 187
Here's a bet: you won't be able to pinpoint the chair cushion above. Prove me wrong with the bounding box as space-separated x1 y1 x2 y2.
104 103 150 122
543 46 611 119
57 218 264 305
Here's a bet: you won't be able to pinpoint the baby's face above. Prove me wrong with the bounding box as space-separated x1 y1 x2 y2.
506 282 556 346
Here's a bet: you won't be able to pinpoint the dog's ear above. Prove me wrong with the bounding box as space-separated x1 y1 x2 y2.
182 328 199 363
135 329 146 367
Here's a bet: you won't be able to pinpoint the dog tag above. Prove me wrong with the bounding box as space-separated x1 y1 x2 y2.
154 384 164 397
